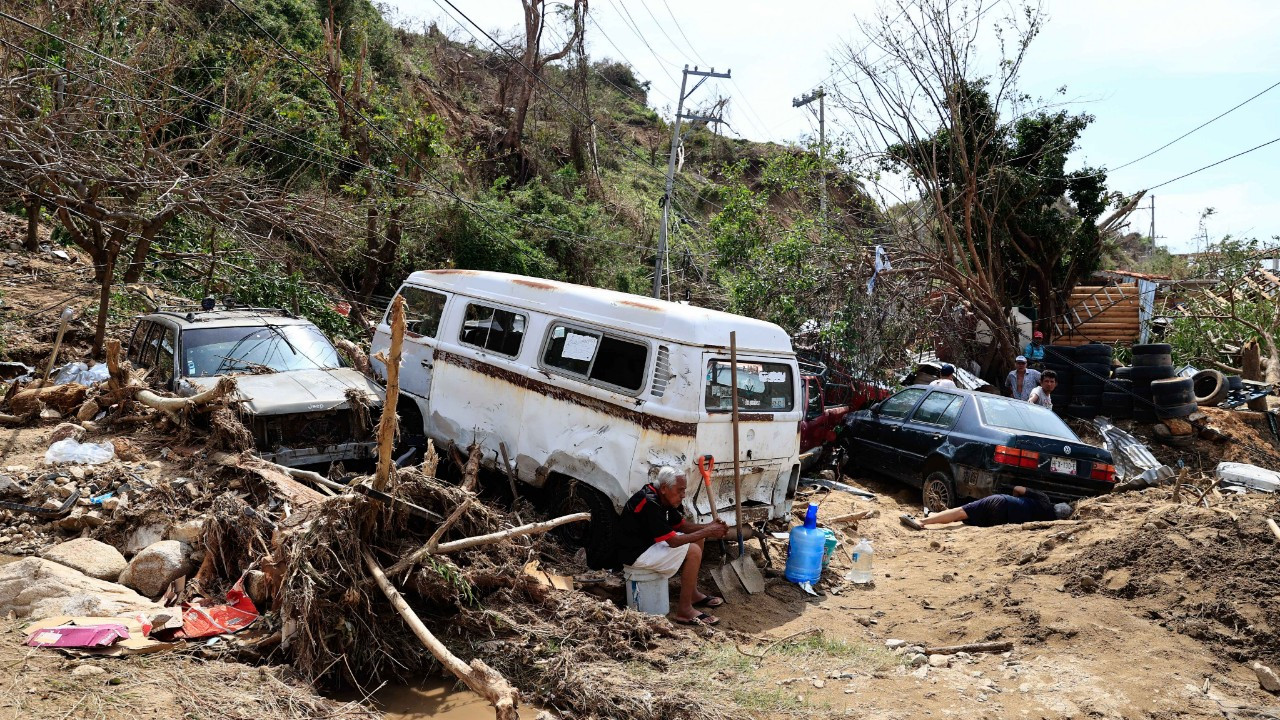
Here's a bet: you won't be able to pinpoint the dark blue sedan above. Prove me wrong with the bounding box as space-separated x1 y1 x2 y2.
841 385 1116 511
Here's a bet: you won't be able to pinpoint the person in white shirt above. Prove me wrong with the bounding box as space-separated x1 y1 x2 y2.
1027 370 1057 409
1005 356 1041 401
929 363 958 388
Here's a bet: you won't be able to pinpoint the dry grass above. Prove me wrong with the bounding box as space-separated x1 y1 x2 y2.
0 621 378 720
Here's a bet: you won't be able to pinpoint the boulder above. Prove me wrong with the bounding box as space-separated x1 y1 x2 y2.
166 519 205 545
123 540 193 597
41 538 128 581
1254 662 1280 693
123 523 166 556
0 557 161 619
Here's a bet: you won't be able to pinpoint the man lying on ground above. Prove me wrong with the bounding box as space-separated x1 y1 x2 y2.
900 485 1073 529
617 466 729 626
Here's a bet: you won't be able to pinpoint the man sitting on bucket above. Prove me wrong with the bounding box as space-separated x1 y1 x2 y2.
618 466 729 626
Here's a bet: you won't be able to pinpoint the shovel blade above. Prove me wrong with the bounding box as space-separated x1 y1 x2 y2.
710 562 747 603
731 555 766 594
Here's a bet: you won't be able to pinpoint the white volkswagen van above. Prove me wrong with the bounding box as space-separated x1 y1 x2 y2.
370 270 802 564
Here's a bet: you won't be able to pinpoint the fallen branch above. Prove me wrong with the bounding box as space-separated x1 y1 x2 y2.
924 641 1013 655
134 377 236 421
363 550 519 720
388 512 590 575
0 413 22 425
1267 518 1280 543
334 338 371 377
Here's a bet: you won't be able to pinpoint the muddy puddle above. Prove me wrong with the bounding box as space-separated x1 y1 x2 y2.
349 679 541 719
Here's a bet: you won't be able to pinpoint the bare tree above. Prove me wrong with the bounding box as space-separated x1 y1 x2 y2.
499 0 585 160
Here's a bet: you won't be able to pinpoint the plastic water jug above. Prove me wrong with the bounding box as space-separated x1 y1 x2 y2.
846 538 875 584
784 503 825 584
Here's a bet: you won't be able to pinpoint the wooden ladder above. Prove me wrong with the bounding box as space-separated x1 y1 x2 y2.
1052 285 1125 339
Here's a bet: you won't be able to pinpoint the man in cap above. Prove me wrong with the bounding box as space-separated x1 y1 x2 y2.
1005 356 1041 401
1024 330 1046 364
929 363 958 388
900 486 1073 529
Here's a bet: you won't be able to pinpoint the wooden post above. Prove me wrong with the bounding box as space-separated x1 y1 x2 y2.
373 295 405 491
1243 340 1268 412
363 551 520 720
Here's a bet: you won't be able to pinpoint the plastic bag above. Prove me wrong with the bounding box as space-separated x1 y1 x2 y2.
44 438 115 465
53 362 110 386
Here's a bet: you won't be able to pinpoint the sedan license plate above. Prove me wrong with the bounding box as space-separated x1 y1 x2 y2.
1050 457 1076 475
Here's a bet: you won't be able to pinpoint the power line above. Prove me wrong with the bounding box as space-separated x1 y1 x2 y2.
1146 134 1280 192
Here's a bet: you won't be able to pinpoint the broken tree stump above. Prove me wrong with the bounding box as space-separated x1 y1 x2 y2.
373 295 405 492
364 550 520 720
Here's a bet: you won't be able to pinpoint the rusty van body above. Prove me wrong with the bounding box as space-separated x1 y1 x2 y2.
370 270 802 562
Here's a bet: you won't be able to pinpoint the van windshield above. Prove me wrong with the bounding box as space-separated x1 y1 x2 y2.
705 360 794 413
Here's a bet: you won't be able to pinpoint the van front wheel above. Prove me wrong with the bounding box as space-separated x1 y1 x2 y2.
553 480 620 570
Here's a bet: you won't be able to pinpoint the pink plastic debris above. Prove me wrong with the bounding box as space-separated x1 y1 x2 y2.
26 623 130 648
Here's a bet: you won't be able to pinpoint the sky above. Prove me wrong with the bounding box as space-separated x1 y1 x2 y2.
386 0 1280 254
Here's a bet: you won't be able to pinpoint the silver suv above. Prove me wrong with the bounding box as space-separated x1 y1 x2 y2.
127 306 384 467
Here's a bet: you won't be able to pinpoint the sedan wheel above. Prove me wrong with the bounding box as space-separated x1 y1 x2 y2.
922 471 957 513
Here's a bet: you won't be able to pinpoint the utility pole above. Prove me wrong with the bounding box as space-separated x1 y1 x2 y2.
793 87 826 222
655 64 730 299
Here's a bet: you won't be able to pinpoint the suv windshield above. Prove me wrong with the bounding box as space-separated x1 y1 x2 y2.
181 324 342 377
976 396 1078 440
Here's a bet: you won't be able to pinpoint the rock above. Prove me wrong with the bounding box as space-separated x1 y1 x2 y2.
39 407 63 421
0 474 17 494
244 569 271 607
40 499 63 511
68 466 86 481
101 497 121 512
53 483 74 499
112 438 144 462
124 524 166 556
1018 683 1032 693
885 639 907 649
1253 662 1280 693
907 653 927 667
812 679 825 688
1078 576 1099 592
0 557 162 619
123 540 193 597
41 538 127 581
71 664 105 677
54 508 89 532
928 654 952 668
166 519 204 545
75 400 100 423
1165 418 1195 436
911 665 929 679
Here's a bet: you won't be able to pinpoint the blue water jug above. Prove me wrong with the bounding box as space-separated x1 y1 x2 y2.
784 503 825 584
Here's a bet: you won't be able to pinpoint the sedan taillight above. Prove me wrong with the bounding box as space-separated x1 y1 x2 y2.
1091 463 1117 483
994 445 1039 469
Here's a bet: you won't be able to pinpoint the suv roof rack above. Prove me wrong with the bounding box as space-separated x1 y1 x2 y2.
151 305 296 322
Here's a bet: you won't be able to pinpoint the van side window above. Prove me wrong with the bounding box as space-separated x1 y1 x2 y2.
140 322 167 367
127 321 151 363
543 323 649 393
397 286 447 338
459 303 526 357
155 326 177 386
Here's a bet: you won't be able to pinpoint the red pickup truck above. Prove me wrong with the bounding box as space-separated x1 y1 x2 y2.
800 374 890 471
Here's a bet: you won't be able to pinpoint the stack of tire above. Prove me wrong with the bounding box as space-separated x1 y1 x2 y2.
1130 343 1177 422
1101 366 1134 419
1042 345 1076 415
1066 343 1113 419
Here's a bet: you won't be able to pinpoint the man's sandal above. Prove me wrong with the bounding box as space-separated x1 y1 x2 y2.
674 612 719 626
693 595 724 608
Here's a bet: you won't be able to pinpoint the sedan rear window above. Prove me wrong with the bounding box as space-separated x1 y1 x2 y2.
976 396 1078 439
911 392 964 427
879 388 926 419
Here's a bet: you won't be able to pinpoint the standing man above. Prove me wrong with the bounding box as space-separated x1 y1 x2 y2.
618 467 729 626
1027 370 1057 409
1024 331 1046 365
1005 356 1042 401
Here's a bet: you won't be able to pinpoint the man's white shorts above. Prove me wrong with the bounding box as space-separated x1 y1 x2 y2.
628 540 690 579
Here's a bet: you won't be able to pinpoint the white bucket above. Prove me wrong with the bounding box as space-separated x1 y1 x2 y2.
622 566 670 615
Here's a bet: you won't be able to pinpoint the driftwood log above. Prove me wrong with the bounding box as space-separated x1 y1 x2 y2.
102 338 236 420
925 641 1014 655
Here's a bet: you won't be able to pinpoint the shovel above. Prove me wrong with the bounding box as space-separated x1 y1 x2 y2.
697 454 742 601
727 332 766 594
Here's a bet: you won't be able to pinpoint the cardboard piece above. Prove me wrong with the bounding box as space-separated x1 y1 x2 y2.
522 560 574 591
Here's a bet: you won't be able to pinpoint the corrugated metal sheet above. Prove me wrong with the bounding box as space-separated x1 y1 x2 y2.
906 351 995 392
1093 417 1174 484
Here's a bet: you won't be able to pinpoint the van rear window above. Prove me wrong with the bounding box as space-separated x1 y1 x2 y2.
705 360 794 413
460 303 526 357
542 324 648 393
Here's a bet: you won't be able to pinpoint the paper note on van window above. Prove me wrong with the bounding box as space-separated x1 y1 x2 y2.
562 332 598 360
760 371 786 383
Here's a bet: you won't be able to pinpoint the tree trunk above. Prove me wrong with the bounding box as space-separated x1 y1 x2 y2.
93 254 114 359
23 195 40 251
123 223 164 284
1243 340 1269 411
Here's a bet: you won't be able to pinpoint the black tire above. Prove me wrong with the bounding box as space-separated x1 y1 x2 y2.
1066 403 1100 419
1155 402 1198 420
1075 343 1114 362
922 470 958 513
1154 389 1195 406
1192 370 1226 405
1113 366 1133 380
1104 378 1133 393
1130 365 1177 382
1133 353 1173 368
1044 346 1077 364
1074 362 1112 381
1227 374 1244 391
1150 377 1193 396
1133 343 1173 355
553 480 621 570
